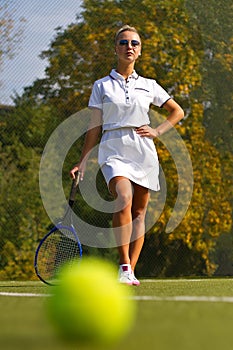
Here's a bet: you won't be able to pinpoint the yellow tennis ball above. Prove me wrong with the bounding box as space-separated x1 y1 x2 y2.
47 257 137 346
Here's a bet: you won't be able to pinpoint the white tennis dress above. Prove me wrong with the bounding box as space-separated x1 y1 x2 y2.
88 69 171 191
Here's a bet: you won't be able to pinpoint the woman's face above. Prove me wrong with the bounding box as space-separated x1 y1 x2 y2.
115 31 141 64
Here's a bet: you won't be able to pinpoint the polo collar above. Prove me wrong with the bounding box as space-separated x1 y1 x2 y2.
109 69 139 81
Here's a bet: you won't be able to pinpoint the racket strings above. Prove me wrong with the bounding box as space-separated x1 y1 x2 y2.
37 228 81 283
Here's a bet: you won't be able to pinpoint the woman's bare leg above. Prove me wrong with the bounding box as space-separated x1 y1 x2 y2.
129 184 150 272
109 176 133 265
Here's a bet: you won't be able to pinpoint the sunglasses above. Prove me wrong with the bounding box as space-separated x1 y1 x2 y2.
118 39 140 47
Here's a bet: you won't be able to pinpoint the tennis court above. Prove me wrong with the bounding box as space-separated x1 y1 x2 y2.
1 278 233 350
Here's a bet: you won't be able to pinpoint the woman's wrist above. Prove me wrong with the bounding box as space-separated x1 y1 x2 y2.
153 128 161 138
154 120 174 138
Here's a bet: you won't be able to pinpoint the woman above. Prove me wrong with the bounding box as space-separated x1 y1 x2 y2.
70 25 184 285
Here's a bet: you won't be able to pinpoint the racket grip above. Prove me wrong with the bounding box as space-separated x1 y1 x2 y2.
69 172 80 201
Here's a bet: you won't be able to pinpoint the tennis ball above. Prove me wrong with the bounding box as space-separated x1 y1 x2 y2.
46 257 137 346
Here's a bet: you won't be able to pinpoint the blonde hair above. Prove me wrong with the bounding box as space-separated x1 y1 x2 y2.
115 25 140 44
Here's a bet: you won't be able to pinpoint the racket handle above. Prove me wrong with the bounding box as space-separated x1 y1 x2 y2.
69 172 80 202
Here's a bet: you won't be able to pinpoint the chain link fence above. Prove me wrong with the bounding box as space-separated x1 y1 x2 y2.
0 0 232 280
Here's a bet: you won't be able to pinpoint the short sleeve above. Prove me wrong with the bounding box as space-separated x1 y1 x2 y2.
151 81 171 108
88 81 103 110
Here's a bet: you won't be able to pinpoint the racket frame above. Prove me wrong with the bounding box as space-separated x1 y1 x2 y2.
34 172 82 285
34 223 82 286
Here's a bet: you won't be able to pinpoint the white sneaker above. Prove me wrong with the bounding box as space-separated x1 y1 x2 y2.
131 272 140 286
118 264 133 285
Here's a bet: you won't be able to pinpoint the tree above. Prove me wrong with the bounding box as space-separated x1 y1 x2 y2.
0 102 54 280
0 1 25 76
185 0 233 272
186 0 233 152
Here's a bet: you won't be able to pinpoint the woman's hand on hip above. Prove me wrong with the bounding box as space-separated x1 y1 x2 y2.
135 125 159 139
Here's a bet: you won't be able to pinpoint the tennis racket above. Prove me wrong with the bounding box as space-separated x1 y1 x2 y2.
34 172 82 285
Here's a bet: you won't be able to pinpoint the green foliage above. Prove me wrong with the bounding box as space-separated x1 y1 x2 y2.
0 1 26 66
0 103 53 280
186 0 233 152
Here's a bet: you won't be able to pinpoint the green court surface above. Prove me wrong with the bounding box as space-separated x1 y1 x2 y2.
1 278 233 350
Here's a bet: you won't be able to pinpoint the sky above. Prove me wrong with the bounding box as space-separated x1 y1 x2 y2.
1 0 82 105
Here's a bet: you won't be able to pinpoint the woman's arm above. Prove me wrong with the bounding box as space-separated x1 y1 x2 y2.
135 98 184 138
70 108 102 180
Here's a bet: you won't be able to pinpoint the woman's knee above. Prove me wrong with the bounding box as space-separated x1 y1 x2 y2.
116 190 133 212
132 209 146 223
110 177 133 212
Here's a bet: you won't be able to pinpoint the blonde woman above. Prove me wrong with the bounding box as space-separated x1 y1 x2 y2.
70 25 184 285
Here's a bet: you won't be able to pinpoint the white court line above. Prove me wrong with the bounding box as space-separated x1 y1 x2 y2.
132 296 233 303
142 279 233 283
0 292 51 297
1 292 233 303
